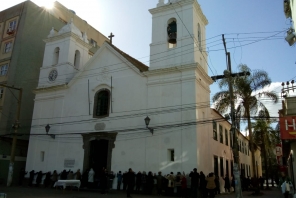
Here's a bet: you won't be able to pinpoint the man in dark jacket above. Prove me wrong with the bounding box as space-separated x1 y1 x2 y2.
189 168 200 198
28 170 36 186
200 171 206 197
19 168 27 186
123 171 128 191
126 168 135 197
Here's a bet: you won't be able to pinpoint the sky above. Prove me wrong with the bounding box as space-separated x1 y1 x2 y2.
1 0 295 120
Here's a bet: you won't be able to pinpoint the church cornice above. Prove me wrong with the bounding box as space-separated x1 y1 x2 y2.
44 32 92 49
34 83 68 93
144 62 197 76
149 0 208 25
34 94 65 101
195 64 213 85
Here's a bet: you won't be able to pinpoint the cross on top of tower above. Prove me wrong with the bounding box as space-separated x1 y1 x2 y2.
108 32 115 44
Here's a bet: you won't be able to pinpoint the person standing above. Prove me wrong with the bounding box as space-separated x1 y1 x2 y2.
126 168 135 198
81 168 89 188
135 171 142 193
181 175 187 198
100 168 107 194
88 168 95 188
43 171 52 188
123 171 128 191
206 173 216 198
156 172 164 196
117 171 123 190
147 171 154 194
214 175 220 195
108 171 115 191
231 176 235 191
200 171 206 197
175 172 182 196
28 170 36 187
67 171 74 180
74 169 82 181
60 170 69 180
19 168 27 186
141 171 147 194
189 168 200 198
51 170 59 188
35 171 46 187
166 172 175 196
223 175 230 193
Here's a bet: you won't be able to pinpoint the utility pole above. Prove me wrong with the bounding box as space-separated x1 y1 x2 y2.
0 84 23 186
211 35 249 198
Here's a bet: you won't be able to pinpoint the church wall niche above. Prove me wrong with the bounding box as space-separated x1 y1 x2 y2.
74 50 80 69
197 23 202 52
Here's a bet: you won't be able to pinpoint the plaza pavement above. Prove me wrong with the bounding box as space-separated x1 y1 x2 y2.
0 185 284 198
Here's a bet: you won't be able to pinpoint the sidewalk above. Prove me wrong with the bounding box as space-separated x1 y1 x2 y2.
0 186 283 198
219 188 283 198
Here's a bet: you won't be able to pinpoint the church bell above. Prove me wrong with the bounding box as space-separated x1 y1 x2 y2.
167 21 177 44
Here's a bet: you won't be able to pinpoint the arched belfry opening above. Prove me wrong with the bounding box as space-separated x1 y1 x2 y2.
53 47 60 65
167 18 177 48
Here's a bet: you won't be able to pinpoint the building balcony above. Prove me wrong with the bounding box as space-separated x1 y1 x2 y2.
284 0 292 18
285 28 296 46
6 29 15 35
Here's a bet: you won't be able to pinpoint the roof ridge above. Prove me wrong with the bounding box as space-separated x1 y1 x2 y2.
106 42 149 72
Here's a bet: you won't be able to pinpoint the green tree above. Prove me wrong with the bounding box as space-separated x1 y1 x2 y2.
251 110 279 188
212 64 278 177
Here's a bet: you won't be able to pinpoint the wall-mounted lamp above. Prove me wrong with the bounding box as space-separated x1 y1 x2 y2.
144 116 154 135
45 124 55 139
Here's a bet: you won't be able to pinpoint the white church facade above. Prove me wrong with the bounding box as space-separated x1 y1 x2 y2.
25 0 260 189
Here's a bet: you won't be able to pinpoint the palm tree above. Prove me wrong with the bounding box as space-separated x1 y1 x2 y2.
212 64 278 177
251 110 279 189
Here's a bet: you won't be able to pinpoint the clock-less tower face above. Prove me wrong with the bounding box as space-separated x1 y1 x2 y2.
48 69 58 81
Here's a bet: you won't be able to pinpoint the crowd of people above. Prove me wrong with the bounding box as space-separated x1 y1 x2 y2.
19 167 115 192
19 167 271 198
117 168 234 198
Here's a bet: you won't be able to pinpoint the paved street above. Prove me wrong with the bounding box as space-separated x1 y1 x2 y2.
0 186 284 198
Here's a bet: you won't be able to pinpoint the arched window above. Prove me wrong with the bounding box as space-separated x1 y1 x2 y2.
198 23 202 51
74 50 80 69
93 89 110 118
167 18 177 49
53 47 60 65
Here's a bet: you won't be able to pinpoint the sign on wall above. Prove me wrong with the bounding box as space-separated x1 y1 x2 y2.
279 116 296 139
64 159 75 168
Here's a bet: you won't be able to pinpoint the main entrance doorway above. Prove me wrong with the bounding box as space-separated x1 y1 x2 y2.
82 132 117 172
89 139 109 173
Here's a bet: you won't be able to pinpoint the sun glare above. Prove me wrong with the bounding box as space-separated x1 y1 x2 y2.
43 1 54 9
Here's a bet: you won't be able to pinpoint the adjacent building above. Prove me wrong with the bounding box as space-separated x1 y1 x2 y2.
211 109 262 179
0 0 108 185
284 0 296 45
279 96 296 186
25 0 260 190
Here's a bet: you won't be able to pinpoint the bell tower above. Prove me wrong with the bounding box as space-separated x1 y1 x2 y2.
37 19 92 88
149 0 208 71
